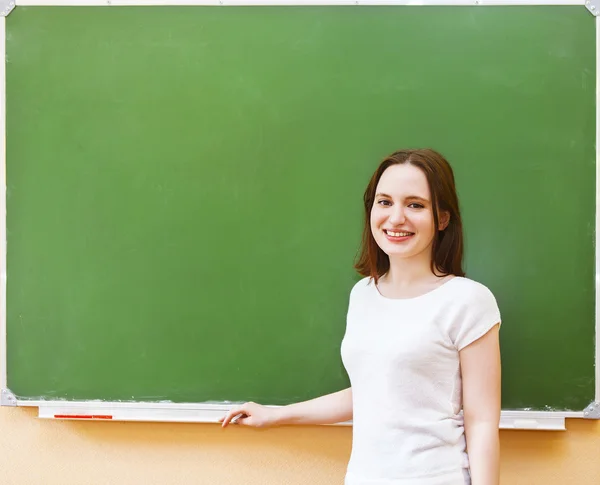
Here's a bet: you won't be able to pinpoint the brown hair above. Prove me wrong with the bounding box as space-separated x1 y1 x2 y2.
355 148 465 282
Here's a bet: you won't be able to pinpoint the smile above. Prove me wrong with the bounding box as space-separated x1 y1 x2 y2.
384 230 414 237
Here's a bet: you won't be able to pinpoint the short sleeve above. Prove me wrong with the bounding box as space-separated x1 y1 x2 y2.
452 283 501 351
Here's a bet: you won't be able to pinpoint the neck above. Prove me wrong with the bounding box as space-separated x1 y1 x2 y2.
385 250 439 287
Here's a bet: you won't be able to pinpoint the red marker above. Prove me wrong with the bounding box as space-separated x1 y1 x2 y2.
54 414 113 420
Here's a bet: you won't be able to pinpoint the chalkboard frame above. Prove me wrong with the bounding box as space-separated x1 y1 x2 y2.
0 0 598 430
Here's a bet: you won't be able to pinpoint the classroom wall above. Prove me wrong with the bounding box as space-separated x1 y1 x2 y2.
1 407 598 484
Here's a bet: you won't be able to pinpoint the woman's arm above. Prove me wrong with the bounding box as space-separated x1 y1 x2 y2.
220 387 353 428
460 324 501 485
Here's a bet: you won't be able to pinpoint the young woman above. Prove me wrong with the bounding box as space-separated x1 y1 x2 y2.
220 149 501 485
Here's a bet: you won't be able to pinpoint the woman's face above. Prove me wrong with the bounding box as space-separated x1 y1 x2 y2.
370 164 445 262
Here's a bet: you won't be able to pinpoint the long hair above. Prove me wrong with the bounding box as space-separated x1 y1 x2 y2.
354 149 465 282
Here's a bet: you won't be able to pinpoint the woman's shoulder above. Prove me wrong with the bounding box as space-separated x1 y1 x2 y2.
446 276 499 306
348 276 374 298
351 276 373 291
449 276 493 292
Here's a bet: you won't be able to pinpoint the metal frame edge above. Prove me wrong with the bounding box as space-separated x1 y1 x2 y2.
1 389 17 406
26 400 577 429
596 15 600 408
0 1 14 17
10 0 591 8
0 16 7 404
2 0 597 424
587 0 600 15
583 401 600 418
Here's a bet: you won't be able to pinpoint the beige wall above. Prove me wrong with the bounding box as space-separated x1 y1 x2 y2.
1 407 598 484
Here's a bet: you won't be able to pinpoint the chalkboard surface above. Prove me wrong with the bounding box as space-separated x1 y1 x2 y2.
6 6 596 410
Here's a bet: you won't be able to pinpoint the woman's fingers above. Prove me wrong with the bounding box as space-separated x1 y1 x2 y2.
219 407 242 427
220 404 251 427
235 415 250 426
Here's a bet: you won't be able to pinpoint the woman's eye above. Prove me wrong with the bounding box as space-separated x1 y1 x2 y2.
408 203 424 209
377 199 392 206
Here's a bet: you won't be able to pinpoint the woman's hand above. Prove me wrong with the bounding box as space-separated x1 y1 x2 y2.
219 388 352 428
219 402 280 428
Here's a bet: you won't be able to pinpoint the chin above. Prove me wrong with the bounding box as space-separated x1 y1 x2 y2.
381 246 414 258
386 251 416 259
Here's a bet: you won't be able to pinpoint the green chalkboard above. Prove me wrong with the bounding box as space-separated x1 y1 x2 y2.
5 6 596 411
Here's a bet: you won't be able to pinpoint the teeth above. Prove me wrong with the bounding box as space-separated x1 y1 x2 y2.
386 230 413 237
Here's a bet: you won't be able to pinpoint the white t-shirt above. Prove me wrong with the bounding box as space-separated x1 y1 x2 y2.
340 276 501 485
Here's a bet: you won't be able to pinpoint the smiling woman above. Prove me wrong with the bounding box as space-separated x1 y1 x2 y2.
356 149 464 283
221 149 502 485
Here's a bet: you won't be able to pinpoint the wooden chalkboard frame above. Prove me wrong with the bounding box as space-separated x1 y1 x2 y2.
0 0 598 430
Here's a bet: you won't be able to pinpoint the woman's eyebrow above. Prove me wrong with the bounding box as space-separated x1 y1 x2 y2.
375 193 430 203
406 196 430 203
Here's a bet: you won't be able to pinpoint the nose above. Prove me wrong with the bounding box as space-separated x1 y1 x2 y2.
389 204 406 225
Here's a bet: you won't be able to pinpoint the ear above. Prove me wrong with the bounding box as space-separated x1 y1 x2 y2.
438 211 450 231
